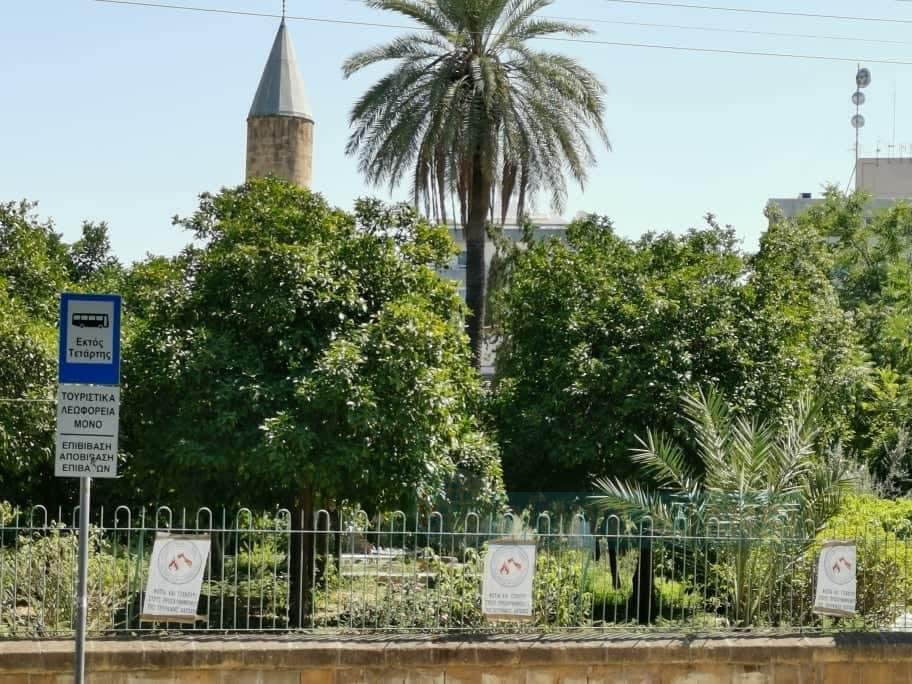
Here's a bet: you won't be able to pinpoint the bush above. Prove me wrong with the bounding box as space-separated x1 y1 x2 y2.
533 550 593 628
314 546 593 631
815 495 912 626
0 525 138 636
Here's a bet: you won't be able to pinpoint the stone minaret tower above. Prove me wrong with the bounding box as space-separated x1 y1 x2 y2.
246 19 314 187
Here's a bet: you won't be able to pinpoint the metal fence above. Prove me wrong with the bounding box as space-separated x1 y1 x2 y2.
0 504 909 637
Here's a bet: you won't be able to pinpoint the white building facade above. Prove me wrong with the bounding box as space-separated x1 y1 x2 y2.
769 157 912 219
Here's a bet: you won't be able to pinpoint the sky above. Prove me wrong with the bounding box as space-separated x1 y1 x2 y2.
3 0 912 264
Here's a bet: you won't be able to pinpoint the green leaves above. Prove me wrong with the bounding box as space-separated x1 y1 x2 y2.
345 0 610 364
491 209 863 494
122 178 502 510
592 387 849 532
0 202 122 504
491 215 750 492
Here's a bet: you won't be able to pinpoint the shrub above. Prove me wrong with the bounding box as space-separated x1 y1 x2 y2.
815 495 912 627
0 525 137 636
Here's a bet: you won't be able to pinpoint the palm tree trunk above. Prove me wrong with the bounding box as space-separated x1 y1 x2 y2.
465 153 491 369
628 539 656 624
436 152 448 226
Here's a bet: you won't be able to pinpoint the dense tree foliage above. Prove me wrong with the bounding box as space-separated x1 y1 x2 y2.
801 191 912 485
0 202 122 504
120 180 502 511
490 213 862 492
7 182 912 512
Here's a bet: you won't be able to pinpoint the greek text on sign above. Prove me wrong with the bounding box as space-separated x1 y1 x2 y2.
813 541 857 617
58 293 121 385
55 384 119 478
482 543 536 618
141 534 211 623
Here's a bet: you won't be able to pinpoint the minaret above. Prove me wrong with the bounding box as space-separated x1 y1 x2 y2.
246 18 314 187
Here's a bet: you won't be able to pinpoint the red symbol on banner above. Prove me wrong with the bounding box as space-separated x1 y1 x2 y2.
831 557 852 574
499 558 523 575
168 553 194 573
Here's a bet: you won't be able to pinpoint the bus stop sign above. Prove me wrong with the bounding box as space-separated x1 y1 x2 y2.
58 293 122 385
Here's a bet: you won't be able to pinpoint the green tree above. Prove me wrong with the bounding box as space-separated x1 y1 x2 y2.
343 0 610 367
0 202 73 504
68 221 121 285
120 179 503 624
490 211 863 495
490 215 748 492
0 291 60 503
798 190 912 479
746 205 864 446
0 200 70 322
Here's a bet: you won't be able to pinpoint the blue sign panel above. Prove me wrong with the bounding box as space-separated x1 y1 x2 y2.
58 293 122 385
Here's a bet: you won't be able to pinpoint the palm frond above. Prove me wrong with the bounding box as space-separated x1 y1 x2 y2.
590 476 672 525
364 0 456 37
344 0 609 219
631 429 698 493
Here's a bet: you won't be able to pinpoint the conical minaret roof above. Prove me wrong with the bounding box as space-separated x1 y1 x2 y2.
249 20 312 120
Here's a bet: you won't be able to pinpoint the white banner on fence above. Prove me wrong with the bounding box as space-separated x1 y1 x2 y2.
813 541 857 617
141 533 211 623
482 543 536 619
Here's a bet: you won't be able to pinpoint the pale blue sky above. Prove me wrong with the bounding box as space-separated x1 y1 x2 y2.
2 0 912 263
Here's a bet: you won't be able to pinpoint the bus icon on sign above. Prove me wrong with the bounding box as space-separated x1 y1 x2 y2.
71 313 109 329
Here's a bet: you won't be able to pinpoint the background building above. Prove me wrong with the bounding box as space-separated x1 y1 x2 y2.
769 156 912 219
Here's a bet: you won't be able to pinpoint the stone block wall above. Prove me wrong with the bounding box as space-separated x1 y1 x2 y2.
2 634 912 683
246 115 314 188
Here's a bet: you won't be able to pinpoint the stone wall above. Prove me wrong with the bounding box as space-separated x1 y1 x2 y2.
246 115 314 188
2 634 912 683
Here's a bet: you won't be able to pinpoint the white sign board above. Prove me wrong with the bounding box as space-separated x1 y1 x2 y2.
141 534 211 623
482 543 536 618
65 300 116 365
55 384 120 478
813 541 857 617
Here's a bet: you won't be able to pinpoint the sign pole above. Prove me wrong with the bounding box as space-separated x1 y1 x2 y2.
74 475 91 684
56 292 122 682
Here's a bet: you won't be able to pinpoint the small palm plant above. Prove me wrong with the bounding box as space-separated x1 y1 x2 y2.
592 388 852 626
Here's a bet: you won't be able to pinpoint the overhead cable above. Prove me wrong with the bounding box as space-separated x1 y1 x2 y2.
92 0 912 65
599 0 912 26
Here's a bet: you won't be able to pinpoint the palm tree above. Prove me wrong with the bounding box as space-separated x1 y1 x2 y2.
343 0 610 367
592 388 852 625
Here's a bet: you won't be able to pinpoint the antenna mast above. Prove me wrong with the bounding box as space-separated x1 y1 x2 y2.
850 66 871 190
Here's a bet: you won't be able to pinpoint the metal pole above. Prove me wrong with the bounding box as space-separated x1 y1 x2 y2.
855 64 860 168
75 475 91 684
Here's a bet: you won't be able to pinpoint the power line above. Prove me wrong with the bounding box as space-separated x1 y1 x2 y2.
92 0 912 65
333 0 912 46
599 0 912 25
553 16 912 47
0 398 55 404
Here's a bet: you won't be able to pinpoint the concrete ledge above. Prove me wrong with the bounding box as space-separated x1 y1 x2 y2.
2 634 912 683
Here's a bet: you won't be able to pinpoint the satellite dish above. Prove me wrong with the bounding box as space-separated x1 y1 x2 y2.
851 114 866 129
852 91 866 106
856 68 872 89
